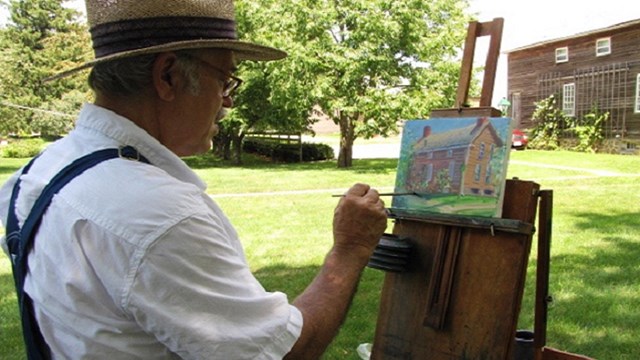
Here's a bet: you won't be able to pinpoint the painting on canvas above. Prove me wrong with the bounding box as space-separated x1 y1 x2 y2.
391 117 513 218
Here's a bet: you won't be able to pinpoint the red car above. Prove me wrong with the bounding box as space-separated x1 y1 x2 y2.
511 129 528 150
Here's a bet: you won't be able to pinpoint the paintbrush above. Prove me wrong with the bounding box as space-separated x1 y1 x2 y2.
331 192 417 197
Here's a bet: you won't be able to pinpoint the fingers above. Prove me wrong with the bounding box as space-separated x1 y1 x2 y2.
340 183 386 210
333 184 389 258
343 183 382 204
344 183 371 197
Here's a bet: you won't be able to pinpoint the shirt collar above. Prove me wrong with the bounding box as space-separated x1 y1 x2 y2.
75 103 207 191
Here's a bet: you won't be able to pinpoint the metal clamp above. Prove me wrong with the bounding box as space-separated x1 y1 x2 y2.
118 146 141 161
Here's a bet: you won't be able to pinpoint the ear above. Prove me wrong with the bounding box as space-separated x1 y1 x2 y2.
152 52 181 101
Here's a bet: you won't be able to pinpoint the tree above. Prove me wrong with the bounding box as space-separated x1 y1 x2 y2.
0 0 91 137
212 1 321 164
236 0 471 167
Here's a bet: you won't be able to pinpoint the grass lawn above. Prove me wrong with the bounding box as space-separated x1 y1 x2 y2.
1 149 639 359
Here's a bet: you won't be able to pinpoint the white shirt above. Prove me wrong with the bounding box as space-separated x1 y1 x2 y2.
0 104 302 359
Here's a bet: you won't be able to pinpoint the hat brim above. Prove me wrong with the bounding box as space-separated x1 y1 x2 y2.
45 39 287 81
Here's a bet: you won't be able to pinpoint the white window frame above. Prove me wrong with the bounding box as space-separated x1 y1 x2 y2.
555 47 569 63
424 164 433 182
449 160 456 179
474 164 481 182
563 83 576 117
635 74 640 113
596 37 611 56
485 163 492 184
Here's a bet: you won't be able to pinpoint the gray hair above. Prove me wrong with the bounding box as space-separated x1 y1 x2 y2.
88 51 201 98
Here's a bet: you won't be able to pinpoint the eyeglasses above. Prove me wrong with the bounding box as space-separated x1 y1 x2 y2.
184 54 243 98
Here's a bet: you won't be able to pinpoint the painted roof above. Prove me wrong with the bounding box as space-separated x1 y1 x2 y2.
413 120 503 151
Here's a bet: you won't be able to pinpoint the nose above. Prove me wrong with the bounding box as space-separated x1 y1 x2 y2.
222 96 233 108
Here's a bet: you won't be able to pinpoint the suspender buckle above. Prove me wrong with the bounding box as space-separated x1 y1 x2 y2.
118 146 140 161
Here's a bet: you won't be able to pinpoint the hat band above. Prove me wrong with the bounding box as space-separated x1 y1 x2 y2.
91 16 237 58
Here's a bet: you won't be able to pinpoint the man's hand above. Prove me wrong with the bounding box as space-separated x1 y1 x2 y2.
333 183 388 263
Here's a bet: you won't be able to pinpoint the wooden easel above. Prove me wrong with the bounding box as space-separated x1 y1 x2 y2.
370 18 593 360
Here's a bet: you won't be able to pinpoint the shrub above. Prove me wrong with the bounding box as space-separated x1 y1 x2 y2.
243 138 334 162
529 94 570 150
571 106 608 153
1 138 45 158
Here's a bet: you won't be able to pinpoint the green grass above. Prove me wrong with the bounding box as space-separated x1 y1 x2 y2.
1 149 639 359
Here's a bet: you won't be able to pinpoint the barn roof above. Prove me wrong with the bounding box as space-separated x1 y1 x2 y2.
505 18 640 54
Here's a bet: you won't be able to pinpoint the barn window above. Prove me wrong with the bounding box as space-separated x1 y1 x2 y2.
635 74 640 113
634 74 640 113
555 47 569 63
596 38 611 56
563 83 576 117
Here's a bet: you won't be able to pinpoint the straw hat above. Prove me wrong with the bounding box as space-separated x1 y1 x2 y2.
49 0 286 80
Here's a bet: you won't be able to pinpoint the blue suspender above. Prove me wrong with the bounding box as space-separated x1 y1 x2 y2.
5 146 149 360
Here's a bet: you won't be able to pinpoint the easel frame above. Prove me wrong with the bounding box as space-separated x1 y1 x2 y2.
369 17 593 360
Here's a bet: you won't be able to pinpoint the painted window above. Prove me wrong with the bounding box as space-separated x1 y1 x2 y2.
485 164 492 184
596 38 611 56
636 74 640 113
447 149 453 158
563 83 576 117
449 160 456 179
424 164 433 182
474 164 481 182
478 143 485 160
555 47 569 63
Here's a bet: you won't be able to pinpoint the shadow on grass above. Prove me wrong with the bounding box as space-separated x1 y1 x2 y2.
183 152 398 174
0 164 23 174
0 272 26 359
2 153 398 176
522 210 640 358
0 263 385 360
253 263 385 359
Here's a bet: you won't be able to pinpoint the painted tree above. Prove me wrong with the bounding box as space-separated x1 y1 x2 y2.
237 0 471 167
0 0 91 137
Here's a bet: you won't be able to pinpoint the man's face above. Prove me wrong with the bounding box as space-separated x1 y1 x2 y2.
166 49 236 156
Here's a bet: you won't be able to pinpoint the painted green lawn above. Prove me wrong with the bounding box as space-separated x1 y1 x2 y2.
1 149 639 359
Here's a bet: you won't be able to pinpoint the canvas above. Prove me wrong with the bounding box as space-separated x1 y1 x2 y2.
391 117 513 218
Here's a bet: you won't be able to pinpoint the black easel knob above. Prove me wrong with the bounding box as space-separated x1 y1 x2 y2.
367 233 413 272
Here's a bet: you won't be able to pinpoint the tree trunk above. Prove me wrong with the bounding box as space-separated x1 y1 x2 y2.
231 132 245 165
337 112 356 168
213 132 232 160
223 140 232 160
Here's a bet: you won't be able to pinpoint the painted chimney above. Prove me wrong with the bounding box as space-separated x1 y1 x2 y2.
423 126 432 138
476 117 487 128
471 117 488 134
